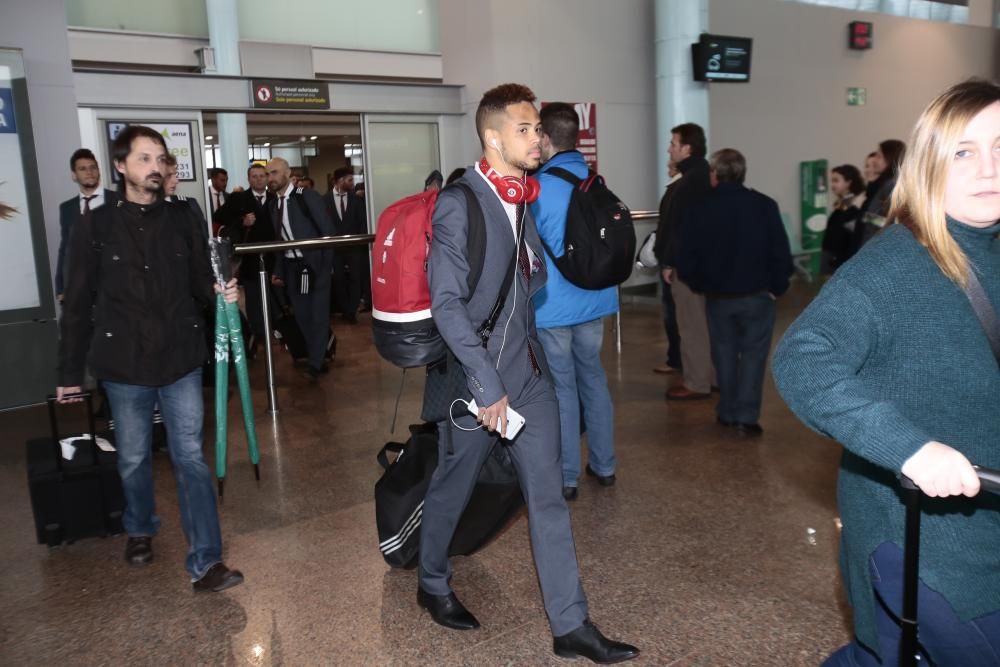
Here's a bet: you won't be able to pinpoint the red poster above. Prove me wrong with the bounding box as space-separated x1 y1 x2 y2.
541 102 597 172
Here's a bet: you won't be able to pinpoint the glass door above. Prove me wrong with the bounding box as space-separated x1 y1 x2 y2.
361 115 441 227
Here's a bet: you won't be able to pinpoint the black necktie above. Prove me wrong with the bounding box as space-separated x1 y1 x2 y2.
338 193 346 219
257 195 265 207
82 195 96 214
276 196 286 236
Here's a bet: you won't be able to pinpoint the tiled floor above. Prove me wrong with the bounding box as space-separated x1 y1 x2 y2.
0 281 852 666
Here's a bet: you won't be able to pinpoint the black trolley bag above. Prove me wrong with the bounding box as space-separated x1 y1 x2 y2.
897 466 1000 667
26 393 125 546
375 423 523 569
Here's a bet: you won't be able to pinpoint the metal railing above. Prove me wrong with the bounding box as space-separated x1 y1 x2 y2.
233 213 661 416
234 234 375 415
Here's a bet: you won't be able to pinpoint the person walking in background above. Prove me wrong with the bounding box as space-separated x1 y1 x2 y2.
532 102 620 501
852 139 906 254
678 148 793 437
821 164 866 273
653 123 715 400
773 79 1000 665
652 160 683 375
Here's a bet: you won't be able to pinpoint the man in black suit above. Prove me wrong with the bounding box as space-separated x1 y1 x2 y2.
324 167 369 322
267 157 335 377
214 164 276 351
55 148 117 302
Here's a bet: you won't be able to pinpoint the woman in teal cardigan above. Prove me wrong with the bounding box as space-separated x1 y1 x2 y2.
773 79 1000 665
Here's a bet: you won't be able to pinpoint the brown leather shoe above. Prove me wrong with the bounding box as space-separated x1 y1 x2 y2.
651 364 677 374
193 563 244 593
666 386 711 401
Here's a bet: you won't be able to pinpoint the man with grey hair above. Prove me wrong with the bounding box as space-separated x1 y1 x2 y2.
266 157 335 377
675 148 793 436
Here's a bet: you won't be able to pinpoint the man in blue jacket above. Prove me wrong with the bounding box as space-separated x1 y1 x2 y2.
676 148 793 436
532 102 619 500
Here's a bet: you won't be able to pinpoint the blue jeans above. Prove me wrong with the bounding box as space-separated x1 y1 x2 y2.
103 368 222 580
537 318 616 486
705 294 776 424
824 542 1000 666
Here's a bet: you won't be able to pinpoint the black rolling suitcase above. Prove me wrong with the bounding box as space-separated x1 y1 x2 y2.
26 394 126 546
270 285 336 362
897 465 1000 667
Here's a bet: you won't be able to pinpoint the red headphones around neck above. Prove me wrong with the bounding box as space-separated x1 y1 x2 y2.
479 157 539 204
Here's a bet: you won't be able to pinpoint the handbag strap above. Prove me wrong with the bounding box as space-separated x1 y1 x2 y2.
965 269 1000 367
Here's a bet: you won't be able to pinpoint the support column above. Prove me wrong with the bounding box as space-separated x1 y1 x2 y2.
654 0 710 191
207 0 248 178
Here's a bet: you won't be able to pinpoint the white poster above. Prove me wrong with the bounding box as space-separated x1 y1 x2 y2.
0 63 42 312
107 121 196 181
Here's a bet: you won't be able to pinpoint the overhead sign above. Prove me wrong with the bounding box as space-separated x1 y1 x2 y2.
251 79 330 110
106 121 196 181
541 102 598 172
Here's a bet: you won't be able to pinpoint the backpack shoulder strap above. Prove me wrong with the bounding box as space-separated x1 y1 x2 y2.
446 182 487 294
545 166 583 187
965 269 1000 367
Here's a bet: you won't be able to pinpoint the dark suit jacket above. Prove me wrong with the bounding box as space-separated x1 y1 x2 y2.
269 186 335 276
216 189 277 276
323 190 367 236
56 188 117 295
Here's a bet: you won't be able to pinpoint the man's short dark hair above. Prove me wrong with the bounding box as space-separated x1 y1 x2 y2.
671 122 707 159
539 102 579 152
164 153 178 168
710 148 746 184
333 167 353 181
111 125 167 166
70 148 97 171
210 167 228 178
475 83 537 149
879 139 906 177
247 164 265 177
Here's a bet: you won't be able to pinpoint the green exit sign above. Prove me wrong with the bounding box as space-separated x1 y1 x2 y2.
847 87 867 106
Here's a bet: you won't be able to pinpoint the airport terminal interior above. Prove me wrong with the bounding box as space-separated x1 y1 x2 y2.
2 0 999 665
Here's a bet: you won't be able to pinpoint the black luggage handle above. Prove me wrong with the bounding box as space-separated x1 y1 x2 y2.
45 392 98 471
377 442 405 470
897 464 1000 667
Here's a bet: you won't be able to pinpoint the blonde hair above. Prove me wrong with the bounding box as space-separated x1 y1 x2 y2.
890 79 1000 287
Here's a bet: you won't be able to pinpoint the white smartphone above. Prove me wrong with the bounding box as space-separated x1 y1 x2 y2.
467 399 526 440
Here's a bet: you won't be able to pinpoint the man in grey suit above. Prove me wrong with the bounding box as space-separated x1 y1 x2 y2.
419 83 638 664
265 157 335 378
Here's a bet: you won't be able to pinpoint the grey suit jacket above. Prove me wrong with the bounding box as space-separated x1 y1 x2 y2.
428 170 550 408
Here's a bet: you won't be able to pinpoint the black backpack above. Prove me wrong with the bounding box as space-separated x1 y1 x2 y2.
539 167 636 290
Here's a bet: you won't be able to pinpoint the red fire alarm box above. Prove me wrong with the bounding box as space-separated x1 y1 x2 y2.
849 21 873 50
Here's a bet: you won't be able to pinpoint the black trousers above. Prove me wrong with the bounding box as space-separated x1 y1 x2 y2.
333 248 370 316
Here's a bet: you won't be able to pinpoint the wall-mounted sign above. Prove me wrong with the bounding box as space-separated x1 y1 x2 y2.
251 79 330 110
847 87 866 106
0 65 42 313
106 121 196 181
800 159 829 280
541 102 598 172
848 21 873 50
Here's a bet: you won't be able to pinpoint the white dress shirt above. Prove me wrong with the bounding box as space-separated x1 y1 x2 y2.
473 161 536 265
78 188 106 214
276 181 302 258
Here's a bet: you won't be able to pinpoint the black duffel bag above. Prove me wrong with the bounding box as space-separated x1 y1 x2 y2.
375 423 524 569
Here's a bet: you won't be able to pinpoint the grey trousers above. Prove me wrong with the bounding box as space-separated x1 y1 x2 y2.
671 278 716 393
417 375 589 636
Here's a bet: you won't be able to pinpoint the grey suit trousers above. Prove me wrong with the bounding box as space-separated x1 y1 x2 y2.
418 373 589 636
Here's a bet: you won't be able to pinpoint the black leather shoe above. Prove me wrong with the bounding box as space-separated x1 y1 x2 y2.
193 563 244 593
125 536 153 566
553 620 639 664
563 486 578 501
585 464 616 487
417 588 480 630
736 423 764 437
716 416 737 428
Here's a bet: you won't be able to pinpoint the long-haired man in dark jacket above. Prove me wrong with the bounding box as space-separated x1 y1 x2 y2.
57 125 244 592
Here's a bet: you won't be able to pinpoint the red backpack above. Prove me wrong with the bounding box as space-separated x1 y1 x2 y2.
371 183 485 368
